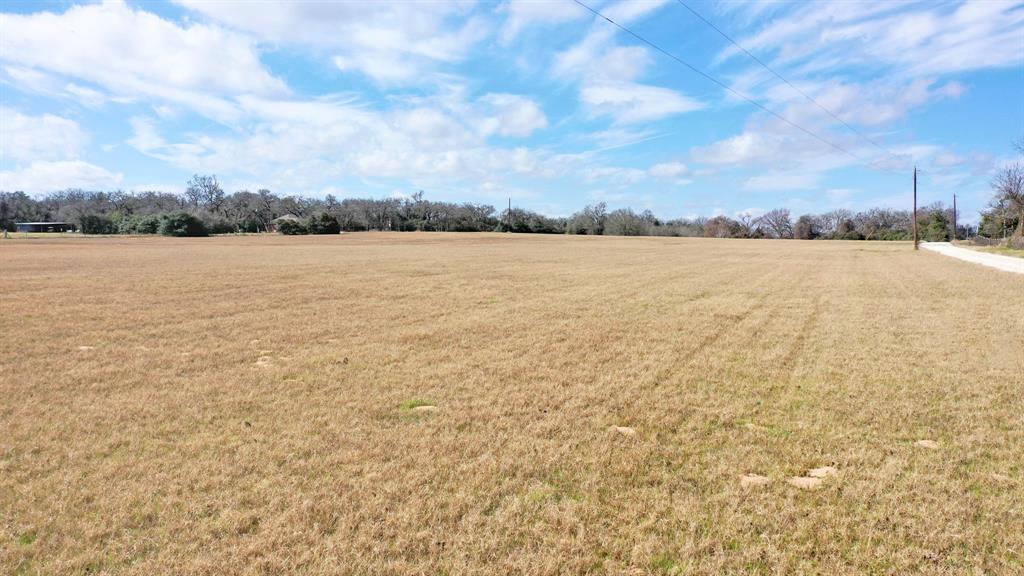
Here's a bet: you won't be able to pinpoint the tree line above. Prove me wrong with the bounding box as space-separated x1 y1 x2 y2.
2 160 1020 244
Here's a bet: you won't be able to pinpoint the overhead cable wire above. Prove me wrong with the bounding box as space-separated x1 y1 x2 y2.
674 0 903 163
572 0 866 163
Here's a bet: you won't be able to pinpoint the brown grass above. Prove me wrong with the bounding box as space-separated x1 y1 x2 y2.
2 233 1023 575
961 243 1024 259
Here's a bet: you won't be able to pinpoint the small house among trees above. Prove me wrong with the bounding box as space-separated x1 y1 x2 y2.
15 221 73 233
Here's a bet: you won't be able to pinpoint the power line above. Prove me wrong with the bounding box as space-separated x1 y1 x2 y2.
572 0 863 163
674 0 900 162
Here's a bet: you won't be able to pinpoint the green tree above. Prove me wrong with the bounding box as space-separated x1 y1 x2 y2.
276 218 308 235
307 213 341 234
159 212 209 237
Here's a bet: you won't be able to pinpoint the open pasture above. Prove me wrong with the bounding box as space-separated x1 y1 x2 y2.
2 233 1023 574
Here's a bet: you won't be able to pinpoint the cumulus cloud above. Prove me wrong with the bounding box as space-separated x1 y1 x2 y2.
648 162 689 180
581 82 705 124
499 0 588 43
125 93 576 191
553 0 701 126
691 0 1019 201
719 1 1024 76
734 75 967 129
477 94 548 138
174 0 488 85
690 131 780 166
0 0 285 123
581 166 647 185
743 171 821 192
1 107 88 163
0 160 122 193
933 152 965 168
576 160 691 188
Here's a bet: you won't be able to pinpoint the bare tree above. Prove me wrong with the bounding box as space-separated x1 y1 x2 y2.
814 209 855 238
185 174 224 213
793 214 817 240
604 208 651 236
736 212 758 238
991 163 1024 236
755 208 793 239
703 215 741 238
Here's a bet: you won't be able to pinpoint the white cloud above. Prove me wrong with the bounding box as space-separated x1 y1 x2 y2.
576 160 691 188
933 152 965 168
126 117 166 153
581 166 647 185
1 108 88 163
582 82 705 124
0 66 128 108
554 35 651 84
690 131 782 166
499 0 587 43
702 1 1017 183
175 0 488 85
0 0 286 123
0 160 122 193
743 171 820 192
648 161 689 180
720 1 1024 76
587 127 664 151
551 0 701 126
767 78 965 128
477 94 548 138
602 0 670 24
825 188 857 201
124 93 581 192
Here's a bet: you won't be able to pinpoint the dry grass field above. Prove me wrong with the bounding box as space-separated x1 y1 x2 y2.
2 233 1023 575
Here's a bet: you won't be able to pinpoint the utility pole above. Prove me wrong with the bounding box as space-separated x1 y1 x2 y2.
952 194 957 242
913 166 919 250
507 197 512 231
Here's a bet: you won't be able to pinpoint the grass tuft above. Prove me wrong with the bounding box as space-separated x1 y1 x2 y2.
399 399 435 411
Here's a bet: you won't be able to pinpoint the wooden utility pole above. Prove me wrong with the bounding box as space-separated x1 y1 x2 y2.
507 197 512 230
913 166 919 250
952 194 957 242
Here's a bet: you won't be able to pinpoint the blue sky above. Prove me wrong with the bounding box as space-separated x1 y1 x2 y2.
1 0 1022 221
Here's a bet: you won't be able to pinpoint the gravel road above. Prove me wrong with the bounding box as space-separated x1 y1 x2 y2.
921 242 1024 275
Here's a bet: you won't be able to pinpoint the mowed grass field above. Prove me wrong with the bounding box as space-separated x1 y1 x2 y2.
2 233 1023 575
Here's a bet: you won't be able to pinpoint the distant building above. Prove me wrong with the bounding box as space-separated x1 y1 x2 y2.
15 222 74 233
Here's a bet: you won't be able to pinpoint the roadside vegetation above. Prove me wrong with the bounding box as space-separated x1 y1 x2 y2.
961 244 1024 259
0 183 986 242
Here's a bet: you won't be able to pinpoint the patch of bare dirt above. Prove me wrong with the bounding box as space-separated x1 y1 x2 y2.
740 474 771 488
788 465 837 489
808 466 837 478
788 476 822 489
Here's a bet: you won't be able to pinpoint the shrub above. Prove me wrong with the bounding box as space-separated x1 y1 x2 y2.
307 213 340 235
159 211 209 237
276 218 308 235
136 215 162 234
1010 233 1024 250
203 217 237 235
119 214 161 234
79 214 116 235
